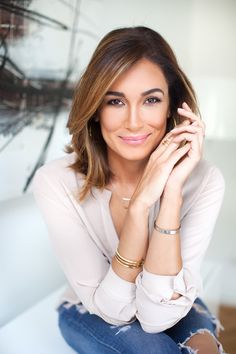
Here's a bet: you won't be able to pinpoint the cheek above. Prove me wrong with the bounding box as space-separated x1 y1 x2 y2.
99 109 122 132
142 108 167 129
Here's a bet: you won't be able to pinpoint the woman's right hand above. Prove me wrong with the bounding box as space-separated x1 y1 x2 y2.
130 120 191 210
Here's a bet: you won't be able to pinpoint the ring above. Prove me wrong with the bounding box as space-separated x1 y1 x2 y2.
162 135 172 146
162 139 170 146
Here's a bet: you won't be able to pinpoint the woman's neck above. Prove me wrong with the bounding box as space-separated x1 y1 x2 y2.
107 153 148 187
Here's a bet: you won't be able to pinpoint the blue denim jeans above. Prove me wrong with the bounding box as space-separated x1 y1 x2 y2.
57 297 225 354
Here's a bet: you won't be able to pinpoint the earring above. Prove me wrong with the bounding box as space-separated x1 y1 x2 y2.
89 126 92 137
173 117 177 127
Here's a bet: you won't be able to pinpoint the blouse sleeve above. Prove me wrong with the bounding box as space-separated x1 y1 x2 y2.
32 166 137 326
135 165 225 333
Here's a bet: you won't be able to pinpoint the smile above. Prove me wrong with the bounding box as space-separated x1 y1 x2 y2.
119 133 151 145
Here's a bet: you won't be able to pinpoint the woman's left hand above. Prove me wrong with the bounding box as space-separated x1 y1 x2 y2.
163 102 206 192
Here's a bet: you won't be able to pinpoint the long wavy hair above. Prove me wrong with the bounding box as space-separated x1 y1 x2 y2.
65 26 199 202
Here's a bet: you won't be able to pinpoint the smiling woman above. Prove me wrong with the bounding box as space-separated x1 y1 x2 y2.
98 59 169 163
33 26 226 354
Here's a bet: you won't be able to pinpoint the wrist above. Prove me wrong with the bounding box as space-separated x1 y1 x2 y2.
161 187 183 205
129 199 150 215
164 179 184 194
160 193 183 212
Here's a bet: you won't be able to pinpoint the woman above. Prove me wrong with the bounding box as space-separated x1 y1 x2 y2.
33 26 226 353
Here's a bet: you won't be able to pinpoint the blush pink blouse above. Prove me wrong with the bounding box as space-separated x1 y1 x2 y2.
32 152 225 333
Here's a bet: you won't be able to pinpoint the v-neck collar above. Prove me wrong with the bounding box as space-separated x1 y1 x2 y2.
97 187 160 255
97 188 119 255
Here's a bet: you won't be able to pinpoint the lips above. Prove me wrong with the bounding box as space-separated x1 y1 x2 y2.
119 133 151 145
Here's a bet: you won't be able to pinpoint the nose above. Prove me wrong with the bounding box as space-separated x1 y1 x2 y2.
124 105 144 131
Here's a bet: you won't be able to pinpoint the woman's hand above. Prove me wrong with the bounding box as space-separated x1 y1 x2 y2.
163 102 205 193
130 111 197 210
131 102 205 210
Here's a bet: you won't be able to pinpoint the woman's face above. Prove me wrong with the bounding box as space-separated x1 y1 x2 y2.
99 58 170 162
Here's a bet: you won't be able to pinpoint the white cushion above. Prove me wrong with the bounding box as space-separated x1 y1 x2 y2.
0 286 76 354
0 192 66 326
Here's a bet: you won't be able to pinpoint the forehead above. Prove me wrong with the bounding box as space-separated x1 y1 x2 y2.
109 58 168 93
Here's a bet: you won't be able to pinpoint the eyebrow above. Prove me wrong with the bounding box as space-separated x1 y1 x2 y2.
105 88 165 97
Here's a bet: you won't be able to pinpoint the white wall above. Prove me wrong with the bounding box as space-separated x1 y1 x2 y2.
9 0 236 139
76 0 236 138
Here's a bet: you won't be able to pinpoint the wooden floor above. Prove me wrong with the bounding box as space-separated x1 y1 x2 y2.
218 305 236 354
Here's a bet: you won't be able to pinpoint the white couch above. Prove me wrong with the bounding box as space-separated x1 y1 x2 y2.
0 192 222 354
0 192 75 354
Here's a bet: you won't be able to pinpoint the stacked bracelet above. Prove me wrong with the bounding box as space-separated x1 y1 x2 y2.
115 249 144 269
154 220 181 235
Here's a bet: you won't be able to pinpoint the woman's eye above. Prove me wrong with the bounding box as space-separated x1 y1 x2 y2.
107 99 124 106
145 97 161 104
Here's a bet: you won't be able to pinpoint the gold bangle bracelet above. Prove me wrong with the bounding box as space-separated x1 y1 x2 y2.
116 251 142 266
115 255 142 269
116 249 144 265
115 253 143 268
115 250 144 269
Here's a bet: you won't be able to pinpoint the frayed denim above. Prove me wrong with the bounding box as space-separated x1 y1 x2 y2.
58 297 226 354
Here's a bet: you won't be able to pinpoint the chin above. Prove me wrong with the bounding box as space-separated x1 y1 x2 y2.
117 148 152 161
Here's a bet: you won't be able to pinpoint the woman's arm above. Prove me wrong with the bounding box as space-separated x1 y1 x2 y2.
139 103 204 299
111 202 149 283
135 165 225 333
144 187 183 290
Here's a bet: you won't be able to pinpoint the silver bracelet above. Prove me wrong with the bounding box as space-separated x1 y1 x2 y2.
154 220 181 235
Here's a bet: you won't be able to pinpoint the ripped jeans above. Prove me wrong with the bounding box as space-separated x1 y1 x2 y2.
57 297 226 354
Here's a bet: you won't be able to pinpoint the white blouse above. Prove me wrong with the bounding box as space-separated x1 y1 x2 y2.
32 152 225 333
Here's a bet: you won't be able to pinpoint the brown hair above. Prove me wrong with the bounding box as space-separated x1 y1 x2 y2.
65 26 200 202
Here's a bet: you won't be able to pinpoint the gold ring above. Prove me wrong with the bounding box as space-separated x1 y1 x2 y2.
162 139 170 146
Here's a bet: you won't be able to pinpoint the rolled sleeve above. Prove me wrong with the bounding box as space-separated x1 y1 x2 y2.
139 267 185 302
94 266 137 324
135 267 198 333
98 266 136 300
